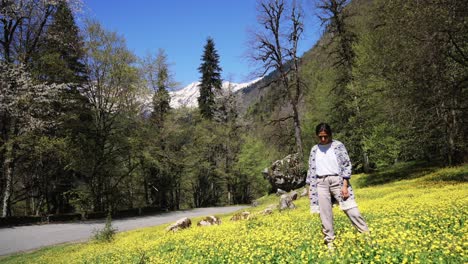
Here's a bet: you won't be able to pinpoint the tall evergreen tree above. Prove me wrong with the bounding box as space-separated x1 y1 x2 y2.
31 0 86 85
197 37 222 119
28 0 90 214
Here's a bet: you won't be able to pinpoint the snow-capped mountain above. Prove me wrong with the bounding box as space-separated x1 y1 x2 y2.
169 78 261 108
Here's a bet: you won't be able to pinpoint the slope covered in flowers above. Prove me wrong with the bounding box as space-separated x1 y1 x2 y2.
2 163 467 264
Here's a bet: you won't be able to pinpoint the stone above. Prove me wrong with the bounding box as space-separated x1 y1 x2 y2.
263 153 306 192
290 191 298 201
266 204 278 210
276 188 287 196
279 194 296 211
251 200 259 207
230 211 251 221
242 211 251 219
197 216 221 226
301 188 308 197
167 217 191 232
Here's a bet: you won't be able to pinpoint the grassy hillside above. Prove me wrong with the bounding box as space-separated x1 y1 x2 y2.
1 163 467 264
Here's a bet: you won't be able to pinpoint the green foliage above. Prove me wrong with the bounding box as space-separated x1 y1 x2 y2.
235 136 272 179
64 187 93 216
299 0 467 171
141 49 175 128
65 20 144 212
301 57 336 154
234 135 280 198
0 62 65 216
184 118 226 206
362 123 402 168
350 0 468 165
93 213 117 243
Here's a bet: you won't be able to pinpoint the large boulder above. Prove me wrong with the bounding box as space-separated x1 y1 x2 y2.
263 153 306 192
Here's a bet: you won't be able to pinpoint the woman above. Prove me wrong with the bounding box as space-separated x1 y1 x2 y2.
306 123 369 249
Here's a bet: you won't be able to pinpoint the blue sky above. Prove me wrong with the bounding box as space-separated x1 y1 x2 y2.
83 0 321 88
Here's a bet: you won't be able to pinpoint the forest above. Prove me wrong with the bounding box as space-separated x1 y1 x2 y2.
0 0 466 219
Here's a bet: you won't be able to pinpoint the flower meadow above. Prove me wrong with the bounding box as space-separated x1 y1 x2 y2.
2 164 467 264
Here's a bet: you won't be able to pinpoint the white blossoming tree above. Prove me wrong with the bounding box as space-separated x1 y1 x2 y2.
0 62 63 217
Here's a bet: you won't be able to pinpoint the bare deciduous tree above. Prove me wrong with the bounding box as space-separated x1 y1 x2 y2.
249 0 306 158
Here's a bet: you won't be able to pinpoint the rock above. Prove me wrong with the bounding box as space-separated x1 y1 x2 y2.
290 191 298 201
301 188 308 197
167 217 191 232
197 216 221 226
276 188 287 196
251 200 259 207
247 213 257 220
242 211 251 219
266 204 278 210
230 211 251 221
263 153 306 192
279 194 296 211
262 208 273 215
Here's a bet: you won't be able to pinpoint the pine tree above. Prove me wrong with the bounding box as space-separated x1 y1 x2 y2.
32 0 86 85
152 86 171 129
197 37 222 119
148 50 173 128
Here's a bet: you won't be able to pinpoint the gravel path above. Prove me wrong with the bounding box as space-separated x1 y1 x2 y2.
0 205 248 256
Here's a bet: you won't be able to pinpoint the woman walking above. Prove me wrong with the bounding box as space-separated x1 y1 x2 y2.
306 123 369 249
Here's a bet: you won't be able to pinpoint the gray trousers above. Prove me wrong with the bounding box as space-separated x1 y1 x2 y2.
317 176 369 244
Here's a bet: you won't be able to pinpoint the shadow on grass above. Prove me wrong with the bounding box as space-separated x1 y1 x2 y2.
355 161 449 188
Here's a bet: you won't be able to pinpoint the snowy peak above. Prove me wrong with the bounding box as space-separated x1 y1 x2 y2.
169 82 200 108
169 78 261 108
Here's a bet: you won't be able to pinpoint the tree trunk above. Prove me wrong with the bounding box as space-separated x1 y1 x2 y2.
144 178 150 206
363 152 370 172
175 182 180 210
447 107 458 166
292 103 303 158
2 156 13 217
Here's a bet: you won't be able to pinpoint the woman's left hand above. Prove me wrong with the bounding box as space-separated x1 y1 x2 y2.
341 186 349 200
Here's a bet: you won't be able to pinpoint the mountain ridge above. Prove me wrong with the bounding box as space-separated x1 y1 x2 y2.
169 78 261 108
